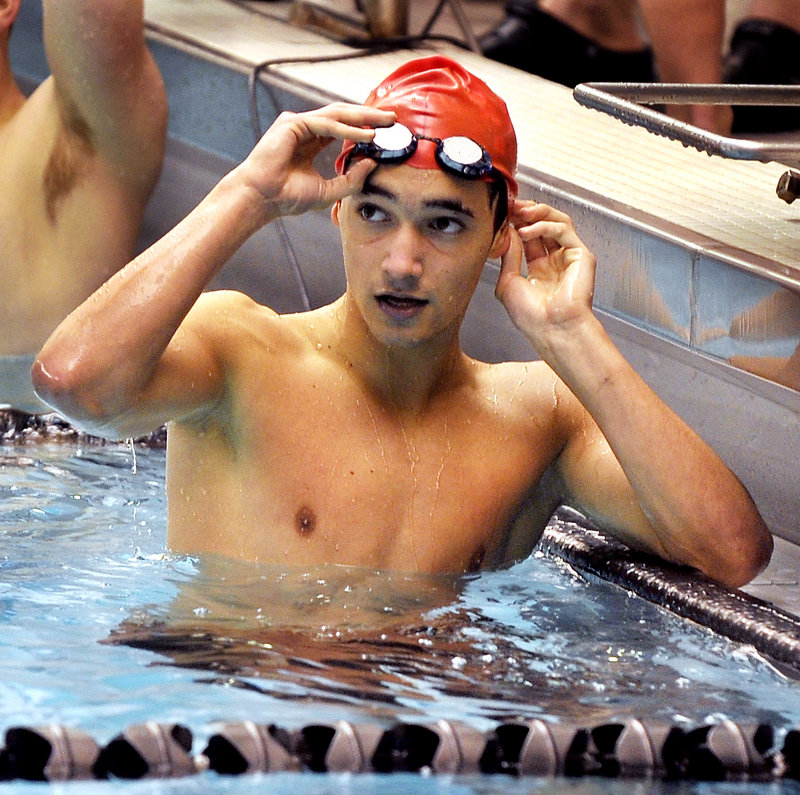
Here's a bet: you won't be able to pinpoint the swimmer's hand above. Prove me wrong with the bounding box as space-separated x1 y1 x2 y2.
237 103 395 220
495 200 596 353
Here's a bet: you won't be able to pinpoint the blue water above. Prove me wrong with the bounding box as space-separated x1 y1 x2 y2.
3 442 800 793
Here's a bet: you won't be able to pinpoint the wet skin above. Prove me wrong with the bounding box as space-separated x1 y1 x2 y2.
164 165 567 571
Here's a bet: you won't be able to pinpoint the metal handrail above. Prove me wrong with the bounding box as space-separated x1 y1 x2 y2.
573 83 800 170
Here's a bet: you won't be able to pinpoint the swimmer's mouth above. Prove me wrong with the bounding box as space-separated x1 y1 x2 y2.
376 293 429 314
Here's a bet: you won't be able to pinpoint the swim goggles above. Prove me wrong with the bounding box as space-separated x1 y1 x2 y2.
345 122 493 179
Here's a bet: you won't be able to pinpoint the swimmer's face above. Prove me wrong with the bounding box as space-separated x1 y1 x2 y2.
333 163 509 347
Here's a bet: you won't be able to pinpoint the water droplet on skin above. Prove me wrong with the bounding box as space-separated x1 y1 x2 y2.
126 438 137 474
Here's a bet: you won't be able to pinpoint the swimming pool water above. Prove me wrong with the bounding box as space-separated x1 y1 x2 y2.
3 442 800 793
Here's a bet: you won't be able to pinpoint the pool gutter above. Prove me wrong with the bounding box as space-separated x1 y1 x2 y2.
543 507 800 678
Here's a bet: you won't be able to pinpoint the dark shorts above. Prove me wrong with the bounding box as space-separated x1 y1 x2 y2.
724 19 800 134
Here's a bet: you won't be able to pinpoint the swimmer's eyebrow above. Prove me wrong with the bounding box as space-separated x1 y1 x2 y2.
359 181 395 201
360 181 475 218
425 198 475 218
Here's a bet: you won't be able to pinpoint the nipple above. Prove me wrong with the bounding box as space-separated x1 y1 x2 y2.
295 505 317 534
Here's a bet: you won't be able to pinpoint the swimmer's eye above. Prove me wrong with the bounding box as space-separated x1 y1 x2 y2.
429 216 465 235
356 202 390 223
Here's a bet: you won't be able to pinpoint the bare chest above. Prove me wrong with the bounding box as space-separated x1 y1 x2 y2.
167 368 560 572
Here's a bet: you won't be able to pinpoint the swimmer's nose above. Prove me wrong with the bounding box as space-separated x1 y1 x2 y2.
382 224 424 285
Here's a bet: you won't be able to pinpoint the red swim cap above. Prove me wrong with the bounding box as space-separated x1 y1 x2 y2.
336 55 518 200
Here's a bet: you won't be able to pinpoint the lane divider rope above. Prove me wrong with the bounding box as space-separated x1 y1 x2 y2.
0 718 795 782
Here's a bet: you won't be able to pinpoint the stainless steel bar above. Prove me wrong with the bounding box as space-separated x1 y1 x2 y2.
573 83 800 168
578 83 800 105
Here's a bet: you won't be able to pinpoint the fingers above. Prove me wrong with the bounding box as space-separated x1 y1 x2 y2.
252 104 394 210
510 200 584 253
511 199 568 223
495 225 524 300
322 157 378 204
285 103 396 145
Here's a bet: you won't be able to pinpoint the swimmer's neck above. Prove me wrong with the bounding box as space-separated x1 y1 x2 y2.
321 294 472 414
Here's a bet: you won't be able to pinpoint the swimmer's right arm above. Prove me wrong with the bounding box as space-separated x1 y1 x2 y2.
33 104 395 439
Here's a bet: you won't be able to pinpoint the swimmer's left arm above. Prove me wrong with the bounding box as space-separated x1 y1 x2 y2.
495 200 772 588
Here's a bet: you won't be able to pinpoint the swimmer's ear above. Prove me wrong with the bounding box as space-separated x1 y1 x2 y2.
331 200 341 227
489 218 511 259
0 0 21 29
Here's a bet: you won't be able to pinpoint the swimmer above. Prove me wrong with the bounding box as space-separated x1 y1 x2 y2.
34 56 772 588
0 0 167 412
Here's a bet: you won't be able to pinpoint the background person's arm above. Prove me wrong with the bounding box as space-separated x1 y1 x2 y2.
42 0 168 200
638 0 732 133
495 200 772 588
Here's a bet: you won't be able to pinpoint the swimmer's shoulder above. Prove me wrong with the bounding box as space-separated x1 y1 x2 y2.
476 358 582 428
190 290 284 342
476 358 557 403
189 290 312 353
193 289 277 322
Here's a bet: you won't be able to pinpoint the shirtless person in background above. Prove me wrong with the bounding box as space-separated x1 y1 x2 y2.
0 0 167 412
34 56 772 588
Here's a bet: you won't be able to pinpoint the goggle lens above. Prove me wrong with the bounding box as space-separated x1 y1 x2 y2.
437 136 488 177
349 123 493 179
371 123 415 157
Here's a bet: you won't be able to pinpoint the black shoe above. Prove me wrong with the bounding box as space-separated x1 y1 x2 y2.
479 0 655 87
724 19 800 133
